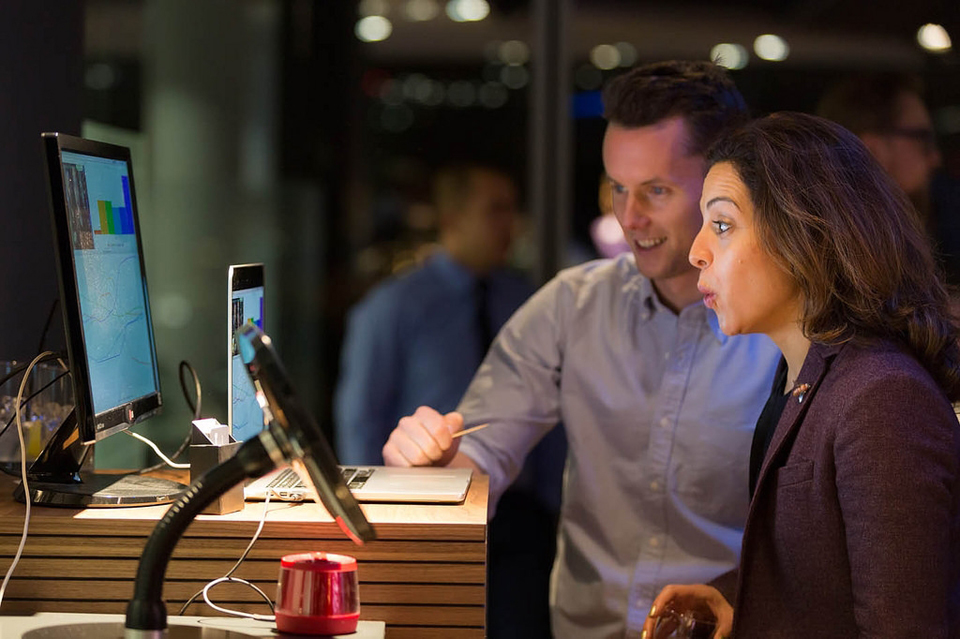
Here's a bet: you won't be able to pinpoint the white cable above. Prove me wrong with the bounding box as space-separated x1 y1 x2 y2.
124 430 190 469
0 350 55 609
201 577 275 621
180 491 276 620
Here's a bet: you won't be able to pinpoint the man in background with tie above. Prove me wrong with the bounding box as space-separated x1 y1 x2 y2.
335 161 567 637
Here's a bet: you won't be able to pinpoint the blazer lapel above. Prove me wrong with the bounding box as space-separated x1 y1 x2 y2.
751 342 844 500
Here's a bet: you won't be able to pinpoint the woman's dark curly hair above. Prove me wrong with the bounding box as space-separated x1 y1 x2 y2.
708 112 960 400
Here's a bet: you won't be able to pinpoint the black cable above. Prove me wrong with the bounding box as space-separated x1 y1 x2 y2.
137 360 200 475
178 360 202 420
0 352 62 390
36 298 60 355
0 370 72 477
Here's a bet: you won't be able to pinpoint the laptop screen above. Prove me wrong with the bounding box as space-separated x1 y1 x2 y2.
228 264 264 442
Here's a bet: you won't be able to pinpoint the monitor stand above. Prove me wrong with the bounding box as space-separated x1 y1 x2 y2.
12 409 187 507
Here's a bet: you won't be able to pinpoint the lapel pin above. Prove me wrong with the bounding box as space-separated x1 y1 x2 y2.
792 383 811 403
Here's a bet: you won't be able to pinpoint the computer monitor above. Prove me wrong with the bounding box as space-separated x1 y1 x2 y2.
21 132 186 507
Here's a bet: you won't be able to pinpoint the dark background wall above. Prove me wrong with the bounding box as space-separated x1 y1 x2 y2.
0 1 83 361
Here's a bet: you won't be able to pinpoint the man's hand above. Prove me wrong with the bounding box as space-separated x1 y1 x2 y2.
382 406 464 467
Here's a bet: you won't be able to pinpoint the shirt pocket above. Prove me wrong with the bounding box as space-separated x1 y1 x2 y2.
775 458 814 489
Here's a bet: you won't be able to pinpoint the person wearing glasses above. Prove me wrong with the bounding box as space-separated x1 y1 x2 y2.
643 112 960 638
381 60 782 638
816 73 960 286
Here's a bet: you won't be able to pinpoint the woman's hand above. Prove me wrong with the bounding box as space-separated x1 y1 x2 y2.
641 584 733 639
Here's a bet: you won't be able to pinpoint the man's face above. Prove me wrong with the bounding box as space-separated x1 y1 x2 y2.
871 91 942 198
602 118 706 291
453 169 519 271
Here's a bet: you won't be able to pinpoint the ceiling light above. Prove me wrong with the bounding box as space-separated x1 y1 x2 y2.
446 0 490 22
590 44 621 70
356 16 392 42
753 34 789 61
711 43 749 70
498 40 530 66
917 23 952 52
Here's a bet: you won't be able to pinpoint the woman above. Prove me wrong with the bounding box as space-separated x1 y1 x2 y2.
643 112 960 638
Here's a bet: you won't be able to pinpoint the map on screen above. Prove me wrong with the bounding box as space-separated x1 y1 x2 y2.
60 150 159 415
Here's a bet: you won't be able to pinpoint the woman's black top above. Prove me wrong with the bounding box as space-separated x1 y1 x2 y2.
749 357 790 498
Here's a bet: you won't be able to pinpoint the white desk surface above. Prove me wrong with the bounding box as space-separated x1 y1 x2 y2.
0 612 385 638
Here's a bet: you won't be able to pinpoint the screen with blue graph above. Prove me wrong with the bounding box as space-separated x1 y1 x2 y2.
60 150 159 415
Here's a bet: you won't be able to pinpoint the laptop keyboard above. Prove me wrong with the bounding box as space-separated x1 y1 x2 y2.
341 467 375 491
266 467 374 491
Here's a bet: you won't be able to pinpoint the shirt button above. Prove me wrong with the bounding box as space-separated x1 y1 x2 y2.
650 480 660 491
660 417 670 428
649 537 660 547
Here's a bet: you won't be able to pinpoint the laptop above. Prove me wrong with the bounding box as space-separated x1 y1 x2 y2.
244 464 474 503
228 265 472 504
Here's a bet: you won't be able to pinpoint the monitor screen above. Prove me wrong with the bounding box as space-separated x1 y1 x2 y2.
228 263 264 442
46 134 161 443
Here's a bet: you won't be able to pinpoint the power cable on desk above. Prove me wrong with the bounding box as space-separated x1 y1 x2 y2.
137 360 201 474
178 491 277 621
0 351 57 610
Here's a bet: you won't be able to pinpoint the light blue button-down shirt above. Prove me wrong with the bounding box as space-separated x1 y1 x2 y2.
457 254 781 638
334 250 534 465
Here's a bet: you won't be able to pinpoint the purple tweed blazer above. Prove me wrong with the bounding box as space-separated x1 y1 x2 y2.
727 339 960 637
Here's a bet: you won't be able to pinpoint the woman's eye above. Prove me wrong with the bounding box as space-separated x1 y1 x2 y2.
712 220 731 234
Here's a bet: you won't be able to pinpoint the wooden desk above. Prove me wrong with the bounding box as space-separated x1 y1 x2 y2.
0 474 487 639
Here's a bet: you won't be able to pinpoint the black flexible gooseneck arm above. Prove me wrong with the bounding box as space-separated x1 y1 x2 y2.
123 435 274 637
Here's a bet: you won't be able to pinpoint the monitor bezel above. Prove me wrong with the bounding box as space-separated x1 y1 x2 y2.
42 132 162 444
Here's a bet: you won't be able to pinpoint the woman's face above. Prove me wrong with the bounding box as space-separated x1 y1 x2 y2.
689 162 802 339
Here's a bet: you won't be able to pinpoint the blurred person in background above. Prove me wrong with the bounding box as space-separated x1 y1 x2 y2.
335 161 566 637
817 72 960 285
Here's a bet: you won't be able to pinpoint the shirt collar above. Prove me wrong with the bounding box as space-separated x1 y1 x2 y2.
637 276 727 344
430 249 477 293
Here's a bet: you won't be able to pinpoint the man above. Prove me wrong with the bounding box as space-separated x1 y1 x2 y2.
383 60 782 638
816 73 960 283
816 73 941 215
335 162 535 463
335 162 566 637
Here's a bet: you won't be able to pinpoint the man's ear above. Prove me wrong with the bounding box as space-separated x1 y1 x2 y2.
860 132 892 170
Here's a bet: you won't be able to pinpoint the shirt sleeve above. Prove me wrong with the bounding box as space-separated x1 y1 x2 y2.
333 290 402 465
457 274 568 504
835 373 959 637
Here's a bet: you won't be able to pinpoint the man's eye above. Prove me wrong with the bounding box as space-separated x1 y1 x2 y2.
649 186 667 197
611 183 627 196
